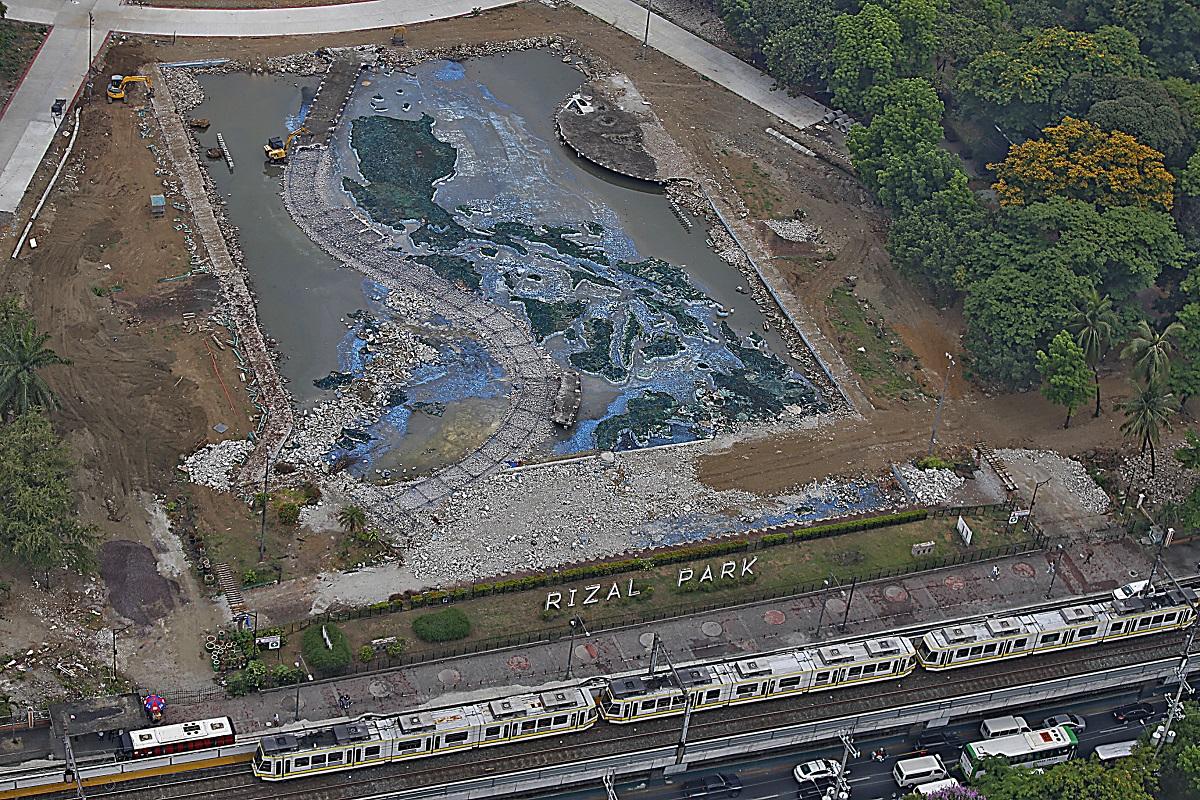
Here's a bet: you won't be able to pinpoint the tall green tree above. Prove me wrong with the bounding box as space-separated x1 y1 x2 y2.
0 320 69 419
1122 319 1185 384
0 411 97 574
885 0 946 75
336 505 367 535
1170 302 1200 404
1037 330 1093 427
760 0 839 86
1120 380 1180 477
887 171 987 298
1066 289 1118 416
830 3 903 115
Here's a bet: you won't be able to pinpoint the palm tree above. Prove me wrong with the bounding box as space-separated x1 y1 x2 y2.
337 505 367 535
1119 380 1180 477
1121 319 1184 385
0 321 70 419
1067 289 1117 417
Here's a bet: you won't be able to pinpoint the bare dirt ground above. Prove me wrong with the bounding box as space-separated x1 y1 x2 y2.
0 2 1143 699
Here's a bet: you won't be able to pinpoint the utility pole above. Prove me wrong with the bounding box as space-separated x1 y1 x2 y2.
564 614 589 680
1150 563 1199 756
642 0 654 52
63 732 86 800
602 771 620 800
928 352 953 455
1024 477 1052 533
839 577 858 633
648 634 697 764
823 730 858 800
1044 543 1064 599
258 405 271 562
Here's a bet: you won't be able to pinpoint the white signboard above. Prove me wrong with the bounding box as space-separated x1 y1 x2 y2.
1008 509 1030 525
956 515 973 546
255 635 281 650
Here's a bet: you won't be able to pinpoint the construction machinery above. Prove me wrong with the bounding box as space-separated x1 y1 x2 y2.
263 126 311 163
106 74 153 103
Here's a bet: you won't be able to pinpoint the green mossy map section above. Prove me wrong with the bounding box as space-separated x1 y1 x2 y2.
343 115 471 250
594 391 678 451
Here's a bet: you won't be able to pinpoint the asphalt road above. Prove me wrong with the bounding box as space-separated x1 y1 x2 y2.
541 681 1184 800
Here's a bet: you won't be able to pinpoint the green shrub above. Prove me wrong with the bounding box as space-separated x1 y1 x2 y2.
226 660 268 696
299 481 322 505
385 639 408 658
277 502 300 526
301 623 352 677
412 608 471 642
358 645 374 663
915 455 954 471
271 664 303 686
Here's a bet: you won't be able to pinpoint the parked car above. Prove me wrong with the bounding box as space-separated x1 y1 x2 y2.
682 773 743 798
915 731 964 755
1113 702 1155 723
1042 713 1087 732
1112 580 1150 603
793 759 844 784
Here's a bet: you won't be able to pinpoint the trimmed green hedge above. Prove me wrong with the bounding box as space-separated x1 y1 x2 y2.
412 608 471 642
301 622 352 677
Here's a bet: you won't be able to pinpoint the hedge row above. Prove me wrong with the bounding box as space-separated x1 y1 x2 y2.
318 508 932 622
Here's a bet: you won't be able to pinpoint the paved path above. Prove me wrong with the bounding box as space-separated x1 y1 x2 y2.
571 0 829 132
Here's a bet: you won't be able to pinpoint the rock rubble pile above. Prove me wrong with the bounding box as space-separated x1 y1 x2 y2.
765 217 822 243
896 464 964 506
180 439 256 490
997 448 1110 514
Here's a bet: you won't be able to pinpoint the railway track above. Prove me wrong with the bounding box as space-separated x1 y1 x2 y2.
51 632 1192 800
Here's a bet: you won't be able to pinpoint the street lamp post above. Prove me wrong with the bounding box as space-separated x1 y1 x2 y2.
928 353 954 455
293 655 313 722
1024 477 1052 534
642 0 653 53
563 615 589 680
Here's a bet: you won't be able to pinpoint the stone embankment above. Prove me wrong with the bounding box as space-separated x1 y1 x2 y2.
151 64 296 489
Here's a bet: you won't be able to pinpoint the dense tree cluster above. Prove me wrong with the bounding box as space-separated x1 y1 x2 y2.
0 297 92 576
715 0 1200 418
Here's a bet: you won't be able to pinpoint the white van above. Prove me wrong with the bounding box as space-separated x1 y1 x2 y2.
980 715 1030 739
915 778 962 796
893 755 949 788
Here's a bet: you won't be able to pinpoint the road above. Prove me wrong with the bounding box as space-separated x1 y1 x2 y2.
544 682 1177 800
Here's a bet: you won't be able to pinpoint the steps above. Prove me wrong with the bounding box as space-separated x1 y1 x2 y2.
212 562 246 613
977 443 1019 494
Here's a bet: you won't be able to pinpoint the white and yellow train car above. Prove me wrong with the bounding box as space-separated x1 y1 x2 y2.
917 587 1197 671
598 635 916 723
252 687 597 781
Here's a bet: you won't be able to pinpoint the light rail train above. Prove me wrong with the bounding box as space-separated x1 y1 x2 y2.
1 585 1193 796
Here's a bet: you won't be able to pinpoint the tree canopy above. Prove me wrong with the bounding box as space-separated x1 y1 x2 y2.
990 117 1175 211
830 3 905 115
887 171 987 297
1037 330 1093 427
974 747 1159 800
0 410 97 574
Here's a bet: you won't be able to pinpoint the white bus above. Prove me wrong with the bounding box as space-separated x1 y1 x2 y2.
960 725 1079 779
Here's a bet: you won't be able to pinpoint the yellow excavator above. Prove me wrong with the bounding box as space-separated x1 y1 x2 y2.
263 126 312 163
106 74 153 104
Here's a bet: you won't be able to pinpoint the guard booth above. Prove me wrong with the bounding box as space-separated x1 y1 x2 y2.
149 194 166 218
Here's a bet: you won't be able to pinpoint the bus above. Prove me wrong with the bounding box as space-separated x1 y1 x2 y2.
960 725 1079 779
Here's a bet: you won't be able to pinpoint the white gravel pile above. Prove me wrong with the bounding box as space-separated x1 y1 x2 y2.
997 448 1110 514
404 447 759 583
765 218 822 243
1119 436 1198 506
896 464 964 506
180 439 255 490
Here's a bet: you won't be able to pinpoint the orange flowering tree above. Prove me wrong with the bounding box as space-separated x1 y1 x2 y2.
990 117 1175 211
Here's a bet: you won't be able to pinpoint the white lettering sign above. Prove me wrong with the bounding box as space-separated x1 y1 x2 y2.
956 515 973 546
546 578 642 611
677 557 757 588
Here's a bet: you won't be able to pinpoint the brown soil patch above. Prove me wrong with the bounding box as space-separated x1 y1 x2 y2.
100 540 177 625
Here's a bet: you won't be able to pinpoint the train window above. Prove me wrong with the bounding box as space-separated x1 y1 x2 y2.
396 740 422 752
537 717 553 730
1040 632 1060 644
329 752 344 764
1110 622 1124 633
365 746 381 758
521 720 537 733
553 715 569 725
604 703 622 716
1138 616 1153 628
736 684 757 696
1079 626 1098 637
253 752 265 769
1013 637 1028 648
485 726 502 739
780 676 803 689
656 698 672 710
706 689 721 702
848 666 863 679
312 754 327 767
955 648 969 659
861 663 876 675
672 695 686 707
983 643 998 654
1152 614 1165 625
445 731 469 744
816 671 832 685
641 700 656 711
293 757 310 769
275 761 282 776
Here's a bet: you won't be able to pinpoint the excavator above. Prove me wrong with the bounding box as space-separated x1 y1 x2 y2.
106 74 153 104
263 126 312 163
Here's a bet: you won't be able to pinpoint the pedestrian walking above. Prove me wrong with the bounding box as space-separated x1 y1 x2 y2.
990 565 1000 581
1083 549 1094 564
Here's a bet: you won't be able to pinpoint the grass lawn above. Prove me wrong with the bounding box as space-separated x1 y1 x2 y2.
0 21 49 109
826 286 925 401
262 512 1032 670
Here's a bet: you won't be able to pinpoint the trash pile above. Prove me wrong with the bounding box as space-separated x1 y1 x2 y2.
896 464 964 506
